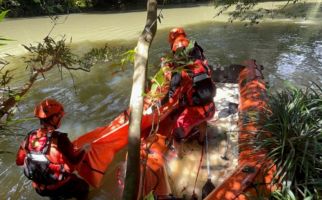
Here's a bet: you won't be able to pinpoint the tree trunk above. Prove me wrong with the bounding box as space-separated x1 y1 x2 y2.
122 0 157 200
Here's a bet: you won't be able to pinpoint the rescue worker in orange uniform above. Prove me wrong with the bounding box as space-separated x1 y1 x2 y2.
162 28 216 151
16 99 89 200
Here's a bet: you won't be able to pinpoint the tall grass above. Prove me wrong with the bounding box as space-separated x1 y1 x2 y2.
254 84 322 199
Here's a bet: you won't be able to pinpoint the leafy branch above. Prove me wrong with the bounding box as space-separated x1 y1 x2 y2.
144 40 196 102
108 48 136 75
0 36 117 121
213 0 302 25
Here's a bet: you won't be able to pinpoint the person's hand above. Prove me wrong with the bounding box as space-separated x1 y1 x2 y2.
143 101 161 115
154 100 161 109
169 97 175 104
143 106 153 115
81 143 91 153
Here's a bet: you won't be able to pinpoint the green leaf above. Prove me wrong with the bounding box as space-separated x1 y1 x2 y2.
0 37 14 42
0 10 9 22
252 83 322 199
14 95 21 102
286 189 296 200
143 191 155 200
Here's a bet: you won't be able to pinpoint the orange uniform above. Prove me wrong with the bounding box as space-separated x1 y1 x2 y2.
164 28 216 141
16 99 89 200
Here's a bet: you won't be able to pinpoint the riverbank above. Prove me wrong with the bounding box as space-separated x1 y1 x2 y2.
0 0 320 56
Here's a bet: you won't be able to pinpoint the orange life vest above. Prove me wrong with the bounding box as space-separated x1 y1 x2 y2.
23 129 71 186
181 59 215 106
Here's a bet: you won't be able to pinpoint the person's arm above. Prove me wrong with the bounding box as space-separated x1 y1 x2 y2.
192 42 206 61
161 72 181 105
16 141 26 166
57 133 86 165
168 72 182 102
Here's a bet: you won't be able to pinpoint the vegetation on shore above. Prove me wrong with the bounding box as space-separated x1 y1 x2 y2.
0 0 307 20
251 84 322 199
0 0 210 17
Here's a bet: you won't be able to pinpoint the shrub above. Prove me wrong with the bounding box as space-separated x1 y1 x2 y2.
254 84 322 199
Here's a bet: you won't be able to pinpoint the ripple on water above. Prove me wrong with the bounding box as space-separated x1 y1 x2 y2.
314 41 322 64
276 52 306 78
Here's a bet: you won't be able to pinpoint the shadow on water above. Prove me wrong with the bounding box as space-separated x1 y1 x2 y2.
271 2 322 19
1 20 322 199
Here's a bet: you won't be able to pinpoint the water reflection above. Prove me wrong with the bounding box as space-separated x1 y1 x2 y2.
276 52 305 78
314 41 322 63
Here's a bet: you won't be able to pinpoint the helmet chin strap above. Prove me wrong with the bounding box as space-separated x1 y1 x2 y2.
41 116 61 130
50 117 61 129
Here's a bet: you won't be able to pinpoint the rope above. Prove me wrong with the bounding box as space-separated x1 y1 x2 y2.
192 144 204 195
147 100 161 137
139 101 162 199
205 128 211 179
145 0 166 33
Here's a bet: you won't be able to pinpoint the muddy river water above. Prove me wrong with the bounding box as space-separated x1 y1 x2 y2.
0 2 322 199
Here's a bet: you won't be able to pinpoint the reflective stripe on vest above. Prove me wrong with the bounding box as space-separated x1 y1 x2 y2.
27 153 49 163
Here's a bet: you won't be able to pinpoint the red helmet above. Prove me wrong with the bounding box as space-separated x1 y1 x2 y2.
168 27 187 48
172 36 190 52
34 99 64 119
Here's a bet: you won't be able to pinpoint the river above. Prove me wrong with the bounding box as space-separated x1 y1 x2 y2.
0 2 322 200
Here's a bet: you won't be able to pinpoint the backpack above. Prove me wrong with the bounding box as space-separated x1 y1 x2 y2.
190 62 216 105
23 130 65 185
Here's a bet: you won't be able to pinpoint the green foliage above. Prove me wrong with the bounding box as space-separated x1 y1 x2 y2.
0 37 13 46
121 49 136 67
213 0 302 25
146 66 169 100
23 36 76 69
23 36 119 73
252 83 322 199
73 0 90 8
1 36 117 126
0 0 80 17
78 44 117 69
143 191 155 200
0 0 211 17
0 10 13 46
108 48 136 74
270 188 297 200
0 61 13 86
145 40 196 101
163 39 195 67
0 9 8 21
